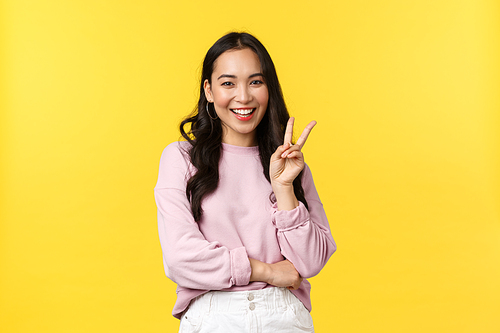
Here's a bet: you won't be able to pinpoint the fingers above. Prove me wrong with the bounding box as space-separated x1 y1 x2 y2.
295 277 304 289
283 259 302 290
271 142 291 161
283 117 294 145
287 277 303 290
281 144 302 159
283 118 316 148
295 121 316 148
273 141 299 160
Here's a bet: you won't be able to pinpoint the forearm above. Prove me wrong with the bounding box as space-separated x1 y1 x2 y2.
272 183 299 211
276 216 336 278
249 258 302 290
271 163 337 278
159 210 251 290
249 258 271 283
156 186 251 290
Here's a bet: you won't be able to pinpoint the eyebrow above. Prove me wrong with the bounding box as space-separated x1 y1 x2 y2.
217 73 264 80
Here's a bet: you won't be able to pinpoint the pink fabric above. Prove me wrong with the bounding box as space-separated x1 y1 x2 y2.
155 141 336 319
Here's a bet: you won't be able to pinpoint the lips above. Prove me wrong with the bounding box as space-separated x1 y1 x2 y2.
230 108 255 116
230 108 256 121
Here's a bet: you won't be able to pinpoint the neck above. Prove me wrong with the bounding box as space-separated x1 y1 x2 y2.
221 130 257 147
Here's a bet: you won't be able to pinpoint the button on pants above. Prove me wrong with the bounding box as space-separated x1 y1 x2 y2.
179 287 314 333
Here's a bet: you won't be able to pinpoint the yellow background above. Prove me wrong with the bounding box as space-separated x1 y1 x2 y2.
1 0 499 332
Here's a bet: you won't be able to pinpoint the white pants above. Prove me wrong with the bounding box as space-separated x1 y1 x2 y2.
179 287 314 333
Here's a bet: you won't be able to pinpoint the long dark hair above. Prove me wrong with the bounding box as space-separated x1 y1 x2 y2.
180 32 308 221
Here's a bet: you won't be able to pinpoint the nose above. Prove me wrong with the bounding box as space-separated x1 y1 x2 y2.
235 85 252 104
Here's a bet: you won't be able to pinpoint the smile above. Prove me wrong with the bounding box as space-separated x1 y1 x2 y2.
230 108 255 117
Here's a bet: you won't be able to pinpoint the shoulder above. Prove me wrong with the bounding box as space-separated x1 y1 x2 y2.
161 141 191 157
159 141 191 166
155 141 193 190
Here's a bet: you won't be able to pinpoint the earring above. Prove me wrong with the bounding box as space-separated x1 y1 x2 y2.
206 102 218 120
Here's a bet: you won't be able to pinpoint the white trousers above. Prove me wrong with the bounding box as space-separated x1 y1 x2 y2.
178 287 314 333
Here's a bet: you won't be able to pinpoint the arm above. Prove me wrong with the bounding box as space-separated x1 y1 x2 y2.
155 143 251 290
249 258 303 290
272 164 336 278
269 118 337 278
156 142 305 290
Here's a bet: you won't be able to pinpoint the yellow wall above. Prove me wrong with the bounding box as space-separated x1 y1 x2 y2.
1 0 499 332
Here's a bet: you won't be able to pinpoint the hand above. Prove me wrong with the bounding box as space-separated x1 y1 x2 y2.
267 259 303 290
249 258 303 290
270 117 316 188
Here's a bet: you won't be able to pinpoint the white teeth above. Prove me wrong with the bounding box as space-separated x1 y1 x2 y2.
231 108 254 115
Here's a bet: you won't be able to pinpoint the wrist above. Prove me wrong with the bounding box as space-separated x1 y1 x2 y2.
271 182 294 194
249 258 271 283
272 184 299 211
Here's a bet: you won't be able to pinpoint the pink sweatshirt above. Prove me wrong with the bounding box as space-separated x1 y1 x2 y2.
155 141 336 319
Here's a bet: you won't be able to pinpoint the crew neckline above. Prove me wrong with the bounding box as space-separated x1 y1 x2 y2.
221 142 260 156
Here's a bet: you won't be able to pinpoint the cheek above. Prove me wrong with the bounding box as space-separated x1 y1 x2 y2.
213 90 232 107
258 89 269 108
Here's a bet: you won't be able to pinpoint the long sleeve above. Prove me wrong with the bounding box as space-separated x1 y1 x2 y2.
155 142 251 290
271 164 336 278
156 142 331 318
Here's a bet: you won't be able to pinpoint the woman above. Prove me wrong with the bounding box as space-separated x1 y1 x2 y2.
155 32 336 332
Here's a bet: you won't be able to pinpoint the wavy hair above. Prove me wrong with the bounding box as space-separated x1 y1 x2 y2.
180 32 308 221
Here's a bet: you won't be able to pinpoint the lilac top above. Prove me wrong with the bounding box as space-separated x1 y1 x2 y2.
155 141 336 319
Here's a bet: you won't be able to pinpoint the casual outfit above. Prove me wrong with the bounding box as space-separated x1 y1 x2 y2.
155 141 336 330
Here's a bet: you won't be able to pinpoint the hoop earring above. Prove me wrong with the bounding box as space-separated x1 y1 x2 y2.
206 102 218 120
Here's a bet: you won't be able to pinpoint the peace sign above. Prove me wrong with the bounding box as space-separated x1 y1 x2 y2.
270 117 316 188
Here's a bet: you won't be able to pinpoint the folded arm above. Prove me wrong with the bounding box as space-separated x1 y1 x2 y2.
155 143 251 290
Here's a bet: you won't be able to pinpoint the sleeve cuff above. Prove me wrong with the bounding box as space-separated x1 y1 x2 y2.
271 201 310 231
229 247 251 286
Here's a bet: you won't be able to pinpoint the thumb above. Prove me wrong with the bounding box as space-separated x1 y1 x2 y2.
271 143 290 161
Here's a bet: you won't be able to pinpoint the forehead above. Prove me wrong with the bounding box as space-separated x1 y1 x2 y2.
212 48 262 75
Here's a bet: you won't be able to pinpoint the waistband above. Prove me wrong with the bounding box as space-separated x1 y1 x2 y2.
187 287 301 314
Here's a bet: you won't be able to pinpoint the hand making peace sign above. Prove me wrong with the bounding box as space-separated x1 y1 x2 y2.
270 117 316 188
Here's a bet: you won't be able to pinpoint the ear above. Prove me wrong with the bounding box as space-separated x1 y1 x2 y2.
203 79 213 102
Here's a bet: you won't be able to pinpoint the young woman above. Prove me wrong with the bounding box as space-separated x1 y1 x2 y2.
155 32 336 332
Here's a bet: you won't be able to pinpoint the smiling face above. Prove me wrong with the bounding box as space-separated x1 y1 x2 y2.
204 48 269 147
